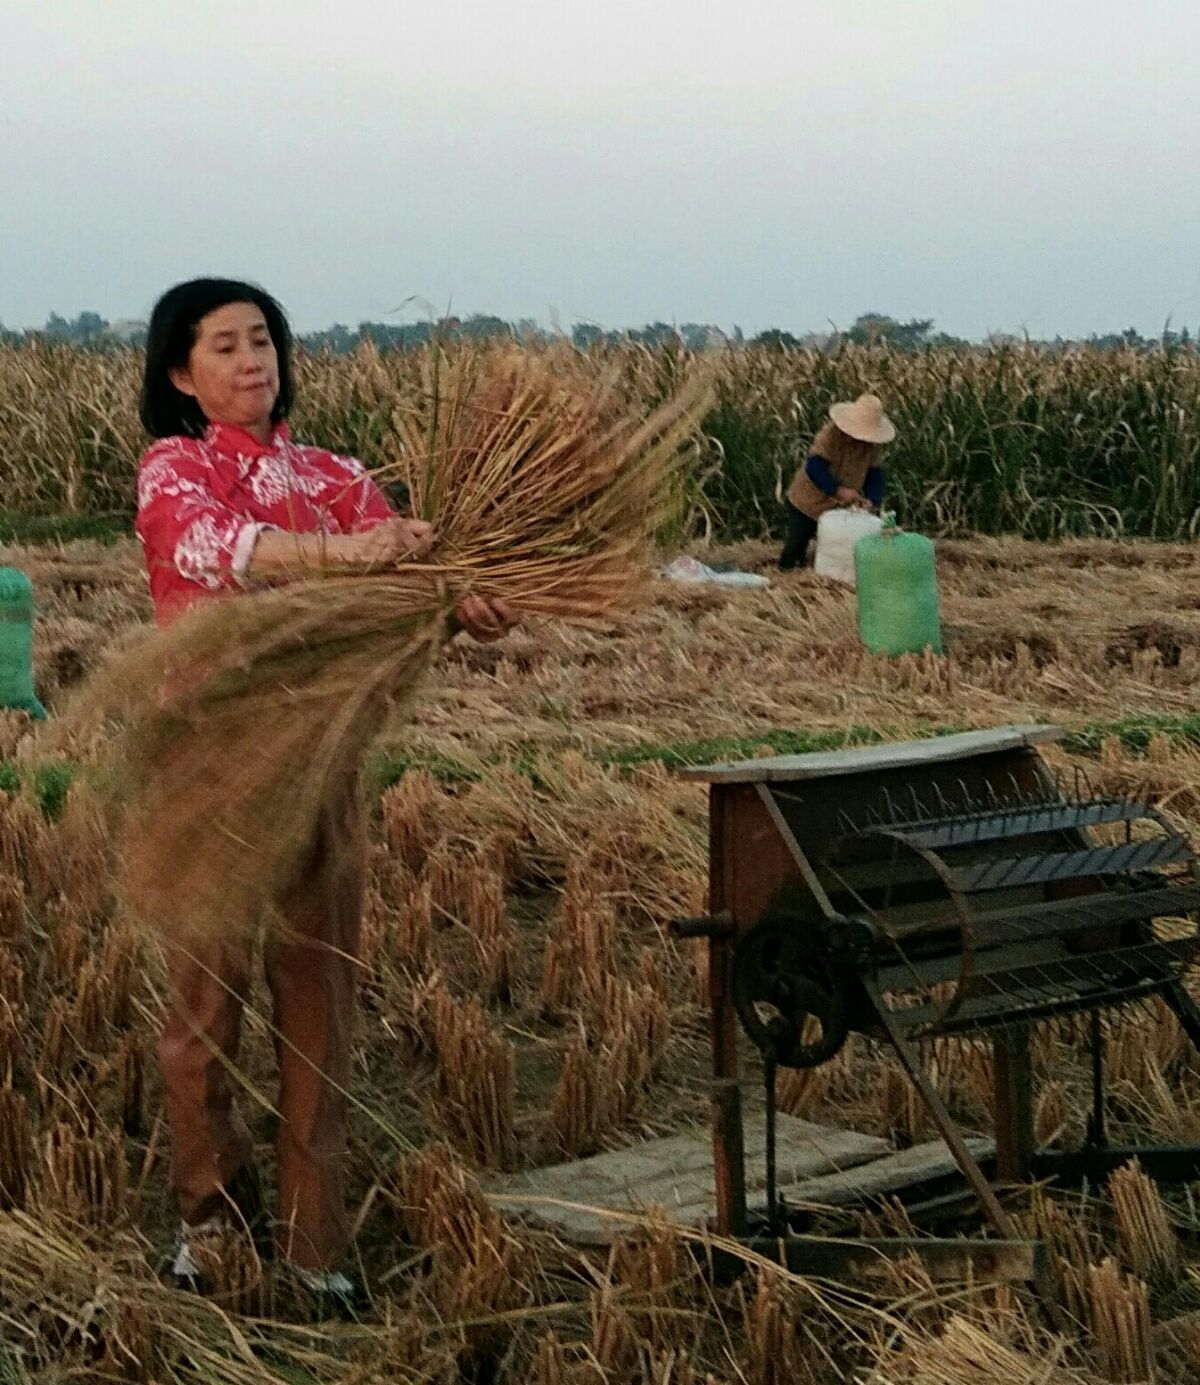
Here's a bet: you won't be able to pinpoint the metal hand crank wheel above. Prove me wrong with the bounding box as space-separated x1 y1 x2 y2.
730 920 850 1068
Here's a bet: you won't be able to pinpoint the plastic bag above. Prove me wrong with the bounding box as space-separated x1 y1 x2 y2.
854 520 944 656
813 509 883 587
0 569 46 718
660 556 770 589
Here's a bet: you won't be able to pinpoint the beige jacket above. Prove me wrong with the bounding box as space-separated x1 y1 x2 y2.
787 449 875 520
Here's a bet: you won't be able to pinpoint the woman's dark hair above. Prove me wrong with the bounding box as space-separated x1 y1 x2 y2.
140 278 294 438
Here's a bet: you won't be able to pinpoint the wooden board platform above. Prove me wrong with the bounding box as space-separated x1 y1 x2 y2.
486 1116 989 1244
677 724 1062 785
785 1135 996 1208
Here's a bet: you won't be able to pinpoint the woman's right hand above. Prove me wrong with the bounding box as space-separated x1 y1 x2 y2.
346 518 434 565
835 486 861 506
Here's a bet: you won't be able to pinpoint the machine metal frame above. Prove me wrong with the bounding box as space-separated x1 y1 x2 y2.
672 726 1200 1281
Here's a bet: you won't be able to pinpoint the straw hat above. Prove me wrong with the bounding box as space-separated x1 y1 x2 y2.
829 393 896 445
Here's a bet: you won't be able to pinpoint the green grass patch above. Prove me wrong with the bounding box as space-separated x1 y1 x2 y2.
363 725 890 793
1061 713 1200 756
8 714 1200 818
599 724 888 769
0 511 133 545
0 758 78 817
364 748 485 793
365 714 1200 792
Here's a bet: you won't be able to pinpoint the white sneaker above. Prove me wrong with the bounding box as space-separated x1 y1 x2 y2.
291 1266 366 1316
170 1216 225 1286
294 1268 355 1296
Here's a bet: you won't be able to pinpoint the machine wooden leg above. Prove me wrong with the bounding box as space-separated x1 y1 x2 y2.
993 1025 1034 1181
712 1078 747 1236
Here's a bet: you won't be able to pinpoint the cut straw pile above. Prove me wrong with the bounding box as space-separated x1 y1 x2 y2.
59 344 711 940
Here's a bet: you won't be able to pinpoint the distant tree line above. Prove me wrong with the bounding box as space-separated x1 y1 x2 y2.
1 309 1193 355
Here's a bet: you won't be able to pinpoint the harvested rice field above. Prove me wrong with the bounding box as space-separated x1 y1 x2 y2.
5 533 1200 1382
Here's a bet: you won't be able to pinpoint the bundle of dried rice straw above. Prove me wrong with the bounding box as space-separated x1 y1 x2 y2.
62 344 711 940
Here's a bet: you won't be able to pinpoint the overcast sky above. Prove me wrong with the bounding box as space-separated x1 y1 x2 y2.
3 0 1197 338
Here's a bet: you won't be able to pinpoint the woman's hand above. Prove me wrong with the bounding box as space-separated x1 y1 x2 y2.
349 518 434 565
835 486 862 506
452 595 519 643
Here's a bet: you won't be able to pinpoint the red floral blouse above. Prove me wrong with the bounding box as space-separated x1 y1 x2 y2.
135 421 395 623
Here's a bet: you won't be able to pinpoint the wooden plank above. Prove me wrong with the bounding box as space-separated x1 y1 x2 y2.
639 1125 891 1219
743 1116 890 1184
743 1234 1046 1284
493 1115 886 1195
784 1136 996 1208
487 1115 890 1243
677 725 1063 785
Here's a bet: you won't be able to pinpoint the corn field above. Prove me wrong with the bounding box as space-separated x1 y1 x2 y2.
4 339 1200 539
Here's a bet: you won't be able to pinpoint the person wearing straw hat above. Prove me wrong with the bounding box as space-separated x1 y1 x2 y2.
134 278 516 1316
779 392 896 569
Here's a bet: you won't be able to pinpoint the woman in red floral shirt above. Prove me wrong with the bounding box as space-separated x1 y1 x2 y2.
136 278 513 1312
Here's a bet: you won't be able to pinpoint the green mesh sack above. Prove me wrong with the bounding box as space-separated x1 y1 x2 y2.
0 569 46 718
854 516 944 657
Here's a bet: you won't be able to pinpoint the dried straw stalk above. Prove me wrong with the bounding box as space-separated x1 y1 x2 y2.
56 345 710 941
1086 1257 1155 1383
878 1312 1080 1384
1109 1159 1180 1288
0 1085 32 1210
428 981 517 1167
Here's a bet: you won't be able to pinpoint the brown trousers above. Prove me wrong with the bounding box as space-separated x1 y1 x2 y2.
158 776 365 1270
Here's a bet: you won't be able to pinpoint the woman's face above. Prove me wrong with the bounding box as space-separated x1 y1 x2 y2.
168 301 279 435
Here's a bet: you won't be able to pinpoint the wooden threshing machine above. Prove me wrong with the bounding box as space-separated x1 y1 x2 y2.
672 725 1200 1279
